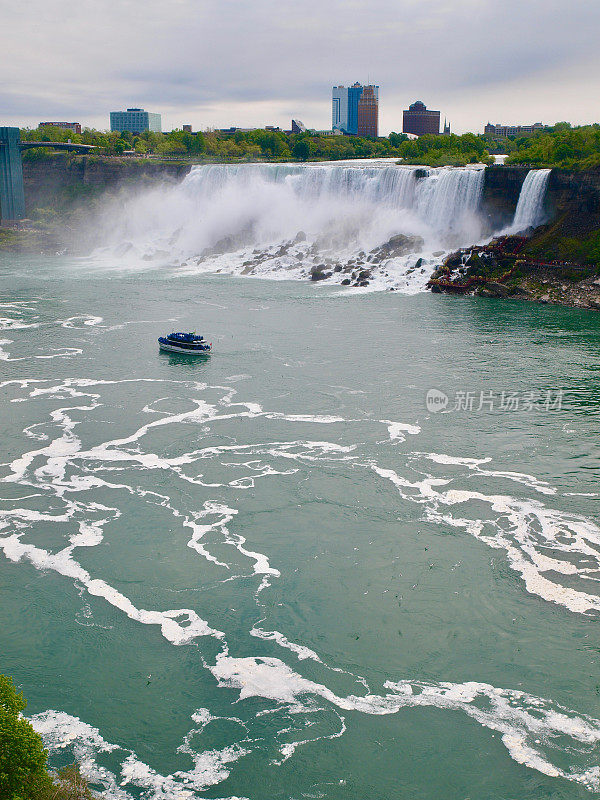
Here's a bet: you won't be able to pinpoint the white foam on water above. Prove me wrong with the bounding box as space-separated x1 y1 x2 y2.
0 303 104 365
0 526 224 645
423 452 557 494
6 374 600 790
381 420 422 443
30 709 251 800
0 337 83 362
27 649 600 795
250 627 324 663
265 412 346 424
210 654 600 789
0 317 42 329
61 315 104 328
371 459 600 615
178 501 279 577
276 712 347 763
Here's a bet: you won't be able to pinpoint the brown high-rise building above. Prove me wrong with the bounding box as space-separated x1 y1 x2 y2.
357 86 379 137
402 101 440 136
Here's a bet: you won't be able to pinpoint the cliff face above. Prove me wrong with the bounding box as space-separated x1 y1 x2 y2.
22 156 191 212
481 165 600 233
21 157 600 224
481 166 530 230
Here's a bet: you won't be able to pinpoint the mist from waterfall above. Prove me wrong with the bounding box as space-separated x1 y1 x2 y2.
507 169 551 234
90 161 487 292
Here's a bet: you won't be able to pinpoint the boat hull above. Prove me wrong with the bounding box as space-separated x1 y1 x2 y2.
158 342 211 355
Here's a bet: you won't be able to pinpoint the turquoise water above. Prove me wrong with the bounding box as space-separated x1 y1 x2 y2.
1 253 600 799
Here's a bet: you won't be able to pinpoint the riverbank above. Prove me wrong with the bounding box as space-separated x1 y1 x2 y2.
428 167 600 309
427 236 600 309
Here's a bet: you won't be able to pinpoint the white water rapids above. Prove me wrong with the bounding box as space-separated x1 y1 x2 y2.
92 162 483 291
91 162 550 291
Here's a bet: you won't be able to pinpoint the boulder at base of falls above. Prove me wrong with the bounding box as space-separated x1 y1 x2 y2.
375 234 425 258
310 265 332 281
341 278 351 285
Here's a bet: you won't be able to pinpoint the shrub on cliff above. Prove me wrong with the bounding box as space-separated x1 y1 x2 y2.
0 674 97 800
558 231 600 268
0 674 52 799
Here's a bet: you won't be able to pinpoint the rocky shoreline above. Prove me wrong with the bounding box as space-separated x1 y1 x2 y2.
427 236 600 310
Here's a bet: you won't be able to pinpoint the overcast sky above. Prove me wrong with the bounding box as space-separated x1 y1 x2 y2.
2 0 599 135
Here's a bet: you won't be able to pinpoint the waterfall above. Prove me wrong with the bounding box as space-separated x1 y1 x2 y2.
509 169 551 233
179 162 484 236
416 168 484 238
183 162 419 209
92 160 488 292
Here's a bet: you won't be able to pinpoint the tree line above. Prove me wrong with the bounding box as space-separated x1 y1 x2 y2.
20 125 494 166
21 122 600 169
504 123 600 169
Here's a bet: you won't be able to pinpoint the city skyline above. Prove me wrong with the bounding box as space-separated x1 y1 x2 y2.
2 0 600 135
332 84 379 136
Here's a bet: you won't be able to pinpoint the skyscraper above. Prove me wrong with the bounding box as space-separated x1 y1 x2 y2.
332 83 379 135
402 101 441 136
357 86 378 137
332 86 348 132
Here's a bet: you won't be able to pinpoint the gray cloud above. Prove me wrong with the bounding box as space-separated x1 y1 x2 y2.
2 0 599 133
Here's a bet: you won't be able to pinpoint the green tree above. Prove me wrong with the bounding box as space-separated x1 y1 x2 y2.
0 674 52 799
156 140 187 156
388 132 408 147
190 132 206 155
292 139 310 161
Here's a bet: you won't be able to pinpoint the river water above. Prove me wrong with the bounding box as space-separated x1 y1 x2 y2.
1 163 600 800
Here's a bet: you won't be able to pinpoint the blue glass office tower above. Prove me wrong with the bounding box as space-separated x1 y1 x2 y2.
347 84 364 135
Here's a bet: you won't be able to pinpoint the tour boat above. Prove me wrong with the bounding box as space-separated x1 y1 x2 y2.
158 332 212 354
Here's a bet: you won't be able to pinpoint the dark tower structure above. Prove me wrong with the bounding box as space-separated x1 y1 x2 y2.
0 127 26 223
403 101 441 136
